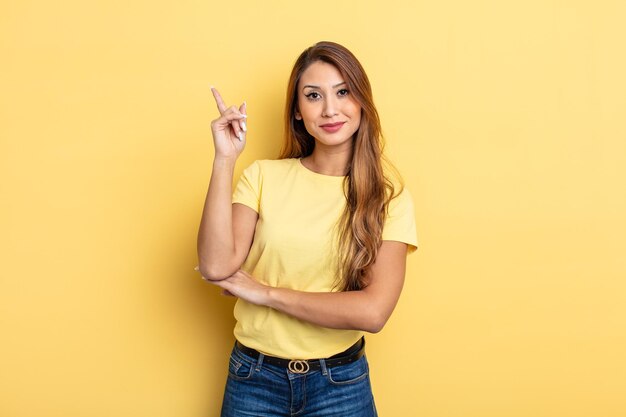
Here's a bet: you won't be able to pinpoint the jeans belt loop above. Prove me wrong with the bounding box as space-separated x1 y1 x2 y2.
255 352 265 371
319 358 329 376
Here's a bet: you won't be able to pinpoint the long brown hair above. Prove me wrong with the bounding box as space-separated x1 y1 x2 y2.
280 41 402 291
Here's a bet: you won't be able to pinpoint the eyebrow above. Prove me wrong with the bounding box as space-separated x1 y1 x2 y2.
302 82 346 91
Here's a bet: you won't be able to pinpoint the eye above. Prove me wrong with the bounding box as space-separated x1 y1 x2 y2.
337 88 349 97
305 92 321 101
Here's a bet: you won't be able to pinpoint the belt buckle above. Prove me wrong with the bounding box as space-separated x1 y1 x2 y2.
287 360 310 374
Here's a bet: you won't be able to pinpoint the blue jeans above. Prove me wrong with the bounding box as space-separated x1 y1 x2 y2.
220 342 378 417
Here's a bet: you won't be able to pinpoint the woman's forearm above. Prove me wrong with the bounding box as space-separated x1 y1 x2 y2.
198 89 250 280
266 287 387 334
204 244 406 333
197 157 238 279
264 242 407 333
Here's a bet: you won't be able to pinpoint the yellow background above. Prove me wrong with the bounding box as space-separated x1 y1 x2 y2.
1 1 625 416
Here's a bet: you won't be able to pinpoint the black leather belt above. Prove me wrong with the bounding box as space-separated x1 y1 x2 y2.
235 337 365 374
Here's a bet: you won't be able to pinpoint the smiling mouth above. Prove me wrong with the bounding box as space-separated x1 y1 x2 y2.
320 122 345 133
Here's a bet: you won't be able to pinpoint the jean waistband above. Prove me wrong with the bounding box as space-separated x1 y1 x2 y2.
235 337 365 374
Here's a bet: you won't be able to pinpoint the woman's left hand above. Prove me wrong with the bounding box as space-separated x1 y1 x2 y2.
202 269 271 306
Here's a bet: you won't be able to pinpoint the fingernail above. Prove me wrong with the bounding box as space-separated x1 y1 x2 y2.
238 132 243 141
241 121 247 132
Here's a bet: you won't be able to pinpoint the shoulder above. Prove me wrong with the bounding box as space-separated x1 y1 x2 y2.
253 158 298 171
381 158 413 210
388 186 415 215
241 158 299 179
383 185 418 252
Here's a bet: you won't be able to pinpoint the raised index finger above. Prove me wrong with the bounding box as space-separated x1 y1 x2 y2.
210 87 228 114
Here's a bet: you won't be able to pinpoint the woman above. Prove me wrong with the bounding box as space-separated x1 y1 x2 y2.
197 41 418 417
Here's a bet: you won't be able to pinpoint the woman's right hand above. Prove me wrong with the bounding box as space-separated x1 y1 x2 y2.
210 87 247 160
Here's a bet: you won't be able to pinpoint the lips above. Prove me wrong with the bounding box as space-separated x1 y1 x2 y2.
320 122 345 132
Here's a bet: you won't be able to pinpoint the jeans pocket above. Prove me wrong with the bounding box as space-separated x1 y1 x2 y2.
326 355 369 385
227 350 255 381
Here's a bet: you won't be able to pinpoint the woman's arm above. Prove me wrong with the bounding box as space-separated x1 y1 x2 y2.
197 88 258 280
207 240 408 333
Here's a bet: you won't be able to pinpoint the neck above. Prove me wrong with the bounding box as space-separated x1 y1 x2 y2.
302 142 352 176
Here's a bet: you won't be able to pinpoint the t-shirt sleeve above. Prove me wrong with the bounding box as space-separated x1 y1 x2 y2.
232 160 262 212
382 187 419 254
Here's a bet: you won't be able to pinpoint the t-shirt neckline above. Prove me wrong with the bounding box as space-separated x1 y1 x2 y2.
297 158 346 181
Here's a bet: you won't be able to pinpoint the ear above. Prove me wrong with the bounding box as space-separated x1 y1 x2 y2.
295 111 302 120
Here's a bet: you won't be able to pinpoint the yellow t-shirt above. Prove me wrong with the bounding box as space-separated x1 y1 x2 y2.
232 158 418 359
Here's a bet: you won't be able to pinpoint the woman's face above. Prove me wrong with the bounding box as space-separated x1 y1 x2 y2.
295 61 362 150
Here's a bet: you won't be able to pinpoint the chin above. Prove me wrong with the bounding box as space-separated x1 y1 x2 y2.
314 136 354 148
313 130 358 148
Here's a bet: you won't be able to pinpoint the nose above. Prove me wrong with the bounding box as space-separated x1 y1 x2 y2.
322 95 339 117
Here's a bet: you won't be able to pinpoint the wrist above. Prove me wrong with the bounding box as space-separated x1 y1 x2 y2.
266 286 284 310
212 156 237 170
